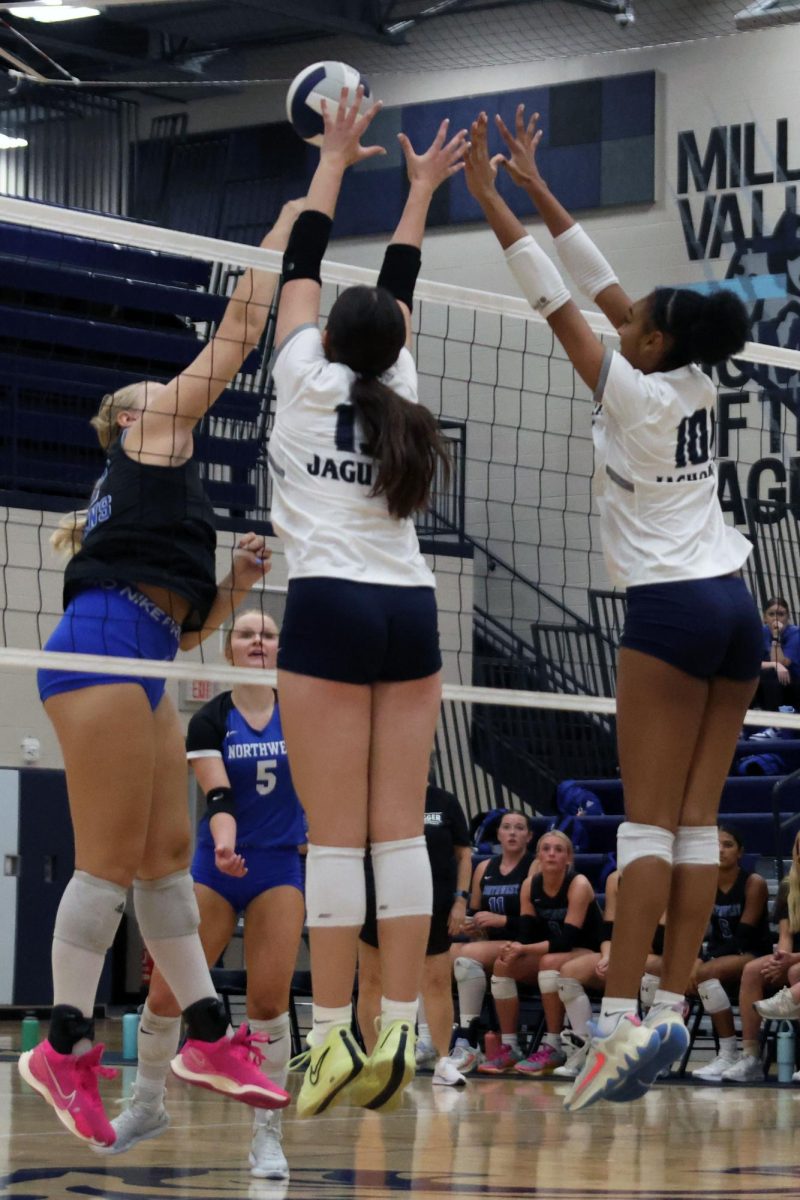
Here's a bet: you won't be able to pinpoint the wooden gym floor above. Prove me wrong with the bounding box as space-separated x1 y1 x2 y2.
1 1020 799 1199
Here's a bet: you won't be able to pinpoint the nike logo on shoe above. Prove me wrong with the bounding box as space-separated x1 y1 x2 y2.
307 1047 329 1087
43 1057 77 1106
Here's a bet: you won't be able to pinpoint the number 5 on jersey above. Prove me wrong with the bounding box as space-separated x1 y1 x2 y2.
257 759 277 795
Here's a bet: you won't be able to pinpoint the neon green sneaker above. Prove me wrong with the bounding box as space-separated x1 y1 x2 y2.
296 1025 365 1119
350 1019 416 1112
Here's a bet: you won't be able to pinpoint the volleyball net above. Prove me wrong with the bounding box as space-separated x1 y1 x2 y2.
3 195 800 816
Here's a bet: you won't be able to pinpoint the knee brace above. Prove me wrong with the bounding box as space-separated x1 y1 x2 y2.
133 870 199 941
538 969 561 996
557 975 587 1005
673 826 719 866
454 957 486 984
372 836 433 920
54 870 127 955
616 822 674 873
698 978 731 1015
305 844 366 928
490 974 518 1001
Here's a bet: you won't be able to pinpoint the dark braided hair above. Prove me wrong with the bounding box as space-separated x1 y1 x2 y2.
649 287 749 370
326 285 450 519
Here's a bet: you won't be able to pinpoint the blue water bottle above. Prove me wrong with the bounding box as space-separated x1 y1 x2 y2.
122 1011 139 1062
776 1020 795 1082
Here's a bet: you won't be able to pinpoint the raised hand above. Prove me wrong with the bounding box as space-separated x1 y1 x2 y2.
493 105 545 190
463 112 498 200
231 533 272 589
319 85 385 167
398 118 467 193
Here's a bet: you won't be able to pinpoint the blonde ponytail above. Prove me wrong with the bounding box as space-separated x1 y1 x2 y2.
49 381 148 559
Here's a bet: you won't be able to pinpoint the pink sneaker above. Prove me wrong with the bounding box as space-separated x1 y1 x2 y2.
477 1043 523 1074
170 1024 290 1109
514 1042 567 1076
18 1040 117 1146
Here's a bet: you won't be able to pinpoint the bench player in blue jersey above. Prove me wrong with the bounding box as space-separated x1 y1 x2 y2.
106 609 305 1180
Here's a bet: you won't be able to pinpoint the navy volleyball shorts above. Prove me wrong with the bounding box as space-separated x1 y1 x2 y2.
278 577 441 684
38 583 181 710
361 902 451 957
621 575 762 681
191 844 304 914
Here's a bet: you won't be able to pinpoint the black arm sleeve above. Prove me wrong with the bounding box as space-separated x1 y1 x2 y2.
602 920 614 943
206 786 237 820
377 243 422 312
547 922 581 953
736 921 760 955
282 210 333 285
518 915 537 944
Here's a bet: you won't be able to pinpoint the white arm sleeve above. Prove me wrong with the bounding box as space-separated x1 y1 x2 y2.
554 223 619 302
503 235 571 319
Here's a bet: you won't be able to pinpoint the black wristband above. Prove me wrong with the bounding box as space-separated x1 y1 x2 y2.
377 242 422 312
206 785 237 820
453 889 470 901
282 210 333 285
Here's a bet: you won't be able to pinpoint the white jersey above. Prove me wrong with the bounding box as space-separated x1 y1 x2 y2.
269 324 435 588
592 348 752 589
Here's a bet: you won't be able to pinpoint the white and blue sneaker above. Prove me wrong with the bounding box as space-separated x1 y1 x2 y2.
563 1014 660 1113
608 1006 689 1102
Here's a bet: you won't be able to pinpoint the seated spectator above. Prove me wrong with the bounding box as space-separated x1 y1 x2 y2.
448 812 534 1072
752 597 800 718
478 830 602 1077
358 782 473 1087
718 830 800 1081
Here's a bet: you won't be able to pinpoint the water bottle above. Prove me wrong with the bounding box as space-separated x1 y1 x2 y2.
122 1011 139 1062
21 1013 40 1052
776 1020 795 1082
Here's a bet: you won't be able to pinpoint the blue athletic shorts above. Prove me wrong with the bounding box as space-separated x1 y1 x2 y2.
278 577 441 684
38 584 181 710
621 575 762 681
191 843 304 914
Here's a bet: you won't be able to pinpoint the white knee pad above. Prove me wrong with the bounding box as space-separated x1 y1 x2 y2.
490 974 518 1001
53 870 127 955
698 978 731 1015
305 844 366 928
557 975 587 1005
133 870 199 941
616 822 674 873
454 957 486 984
673 826 719 866
538 969 561 996
372 836 433 920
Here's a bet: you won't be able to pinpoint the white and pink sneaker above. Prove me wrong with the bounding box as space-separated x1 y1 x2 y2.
170 1023 290 1109
18 1040 117 1147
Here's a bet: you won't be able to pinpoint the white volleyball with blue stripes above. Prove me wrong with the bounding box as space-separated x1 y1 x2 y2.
286 61 371 146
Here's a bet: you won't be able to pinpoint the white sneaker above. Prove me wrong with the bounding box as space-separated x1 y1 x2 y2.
750 727 780 740
249 1110 289 1180
553 1033 588 1078
448 1038 482 1073
692 1052 738 1081
415 1037 437 1067
97 1091 169 1155
721 1054 763 1083
754 987 800 1020
432 1056 467 1087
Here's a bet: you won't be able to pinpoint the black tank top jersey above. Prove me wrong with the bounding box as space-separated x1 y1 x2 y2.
707 868 770 957
64 439 217 632
479 853 534 941
529 868 603 951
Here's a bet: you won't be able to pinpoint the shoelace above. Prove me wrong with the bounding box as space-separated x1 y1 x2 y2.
229 1023 268 1068
75 1045 118 1093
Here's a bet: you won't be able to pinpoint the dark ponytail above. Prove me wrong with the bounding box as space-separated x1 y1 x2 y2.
327 284 451 519
650 287 749 369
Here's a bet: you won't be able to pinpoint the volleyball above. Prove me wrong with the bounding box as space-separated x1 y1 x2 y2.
286 61 371 146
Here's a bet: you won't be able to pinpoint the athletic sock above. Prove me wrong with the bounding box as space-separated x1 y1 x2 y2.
136 1001 181 1092
312 1004 352 1042
597 997 638 1036
380 997 418 1027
